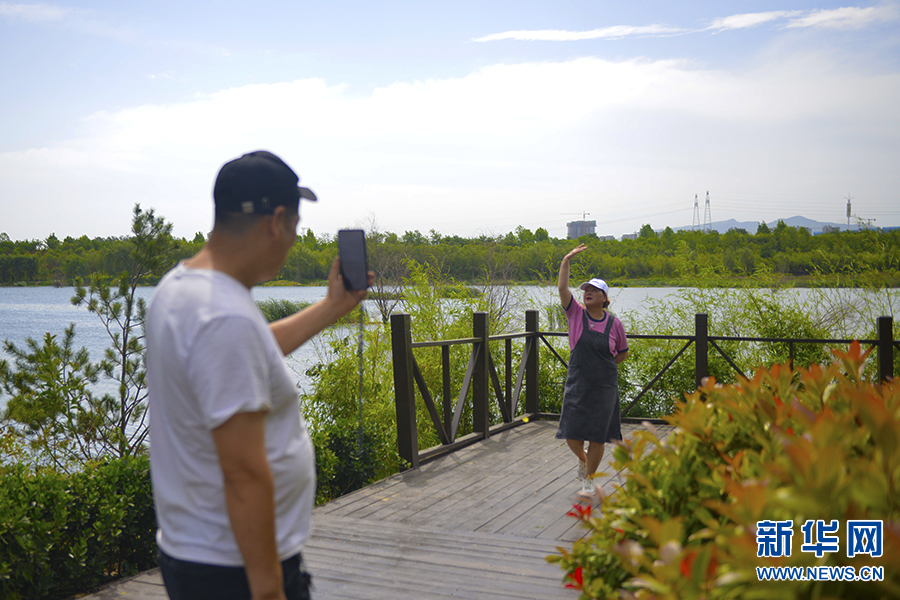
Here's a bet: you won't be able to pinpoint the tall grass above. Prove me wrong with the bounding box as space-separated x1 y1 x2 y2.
257 298 311 322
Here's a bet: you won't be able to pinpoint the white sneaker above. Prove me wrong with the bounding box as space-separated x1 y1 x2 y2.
581 477 593 493
575 477 595 502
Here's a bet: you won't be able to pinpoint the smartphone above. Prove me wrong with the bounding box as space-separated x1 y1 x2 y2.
337 229 369 291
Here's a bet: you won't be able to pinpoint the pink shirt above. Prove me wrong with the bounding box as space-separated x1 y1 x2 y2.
564 298 629 356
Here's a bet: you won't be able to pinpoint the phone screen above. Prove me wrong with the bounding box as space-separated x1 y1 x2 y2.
337 229 369 291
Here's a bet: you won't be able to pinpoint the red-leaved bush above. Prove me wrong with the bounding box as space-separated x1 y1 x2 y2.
550 343 899 599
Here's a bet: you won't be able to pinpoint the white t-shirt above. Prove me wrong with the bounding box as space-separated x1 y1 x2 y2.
147 263 315 566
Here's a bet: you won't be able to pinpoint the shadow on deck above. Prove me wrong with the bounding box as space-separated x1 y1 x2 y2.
78 420 673 600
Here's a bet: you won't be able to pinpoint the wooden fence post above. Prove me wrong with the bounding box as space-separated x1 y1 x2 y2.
525 309 539 414
391 313 419 469
472 311 490 438
442 345 452 433
877 316 894 383
695 313 709 389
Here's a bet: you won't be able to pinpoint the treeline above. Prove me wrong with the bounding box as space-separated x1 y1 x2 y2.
0 231 205 286
2 221 899 286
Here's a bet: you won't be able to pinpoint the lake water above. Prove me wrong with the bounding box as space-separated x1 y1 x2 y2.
0 285 680 408
0 286 335 404
2 284 895 411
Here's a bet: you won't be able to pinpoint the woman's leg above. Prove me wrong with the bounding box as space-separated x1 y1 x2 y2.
585 442 605 477
566 439 586 461
567 439 588 483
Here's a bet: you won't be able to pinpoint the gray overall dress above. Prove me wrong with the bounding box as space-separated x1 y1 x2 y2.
555 309 623 443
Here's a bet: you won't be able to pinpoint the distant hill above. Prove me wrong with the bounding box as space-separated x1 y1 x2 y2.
669 215 850 235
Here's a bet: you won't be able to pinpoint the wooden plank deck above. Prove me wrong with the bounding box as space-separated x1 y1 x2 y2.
77 419 672 600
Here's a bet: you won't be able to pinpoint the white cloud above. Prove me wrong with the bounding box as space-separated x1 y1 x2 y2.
786 5 898 29
0 2 67 21
473 24 683 42
475 5 900 42
707 11 802 31
1 52 898 240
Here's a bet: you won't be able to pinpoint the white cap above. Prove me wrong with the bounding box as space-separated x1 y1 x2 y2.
579 278 609 295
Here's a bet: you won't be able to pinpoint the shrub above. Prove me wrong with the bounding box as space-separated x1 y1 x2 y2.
257 298 311 322
311 420 401 505
301 260 527 504
0 456 156 600
617 286 837 419
551 342 899 599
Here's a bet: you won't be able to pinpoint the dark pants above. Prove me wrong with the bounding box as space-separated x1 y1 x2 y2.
159 550 311 600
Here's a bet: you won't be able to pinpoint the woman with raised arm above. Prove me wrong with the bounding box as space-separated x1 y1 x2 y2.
556 244 629 501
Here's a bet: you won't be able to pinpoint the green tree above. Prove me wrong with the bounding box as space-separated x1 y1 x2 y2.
516 225 535 245
0 326 103 472
402 230 428 245
70 205 176 458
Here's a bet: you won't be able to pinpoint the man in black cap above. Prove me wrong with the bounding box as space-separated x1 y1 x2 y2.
147 151 371 600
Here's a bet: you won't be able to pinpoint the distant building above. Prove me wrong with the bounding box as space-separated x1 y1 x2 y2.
567 220 596 239
620 233 638 241
598 235 616 241
822 225 841 234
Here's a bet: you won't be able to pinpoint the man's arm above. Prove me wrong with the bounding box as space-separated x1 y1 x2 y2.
269 257 373 356
212 411 285 600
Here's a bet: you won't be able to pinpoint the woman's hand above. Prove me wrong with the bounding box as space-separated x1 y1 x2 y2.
563 244 587 262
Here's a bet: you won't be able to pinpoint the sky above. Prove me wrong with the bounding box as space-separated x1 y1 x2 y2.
1 1 899 242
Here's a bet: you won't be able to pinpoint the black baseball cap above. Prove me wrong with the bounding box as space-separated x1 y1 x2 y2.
213 150 317 215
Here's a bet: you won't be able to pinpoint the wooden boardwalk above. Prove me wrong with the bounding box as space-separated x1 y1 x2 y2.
78 419 672 600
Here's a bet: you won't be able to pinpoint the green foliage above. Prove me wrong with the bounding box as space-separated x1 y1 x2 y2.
300 300 411 505
257 298 311 322
256 298 374 328
0 456 156 600
301 260 534 503
0 325 103 472
311 421 401 504
66 205 176 459
1 205 179 470
551 344 900 599
536 339 570 414
4 221 899 287
0 254 39 283
619 286 835 419
400 261 524 433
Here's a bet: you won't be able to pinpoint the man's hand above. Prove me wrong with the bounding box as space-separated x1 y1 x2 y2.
326 256 374 314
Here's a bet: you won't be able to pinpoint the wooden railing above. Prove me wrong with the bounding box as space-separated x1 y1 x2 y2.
391 311 540 469
391 310 897 468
